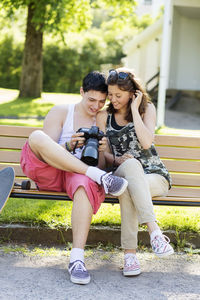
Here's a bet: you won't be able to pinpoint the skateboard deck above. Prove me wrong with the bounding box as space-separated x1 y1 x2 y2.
0 167 15 213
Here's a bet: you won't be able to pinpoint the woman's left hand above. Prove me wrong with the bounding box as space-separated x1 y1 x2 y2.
99 136 107 152
115 153 134 166
131 90 143 111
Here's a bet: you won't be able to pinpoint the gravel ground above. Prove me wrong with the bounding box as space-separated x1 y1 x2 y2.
0 245 200 300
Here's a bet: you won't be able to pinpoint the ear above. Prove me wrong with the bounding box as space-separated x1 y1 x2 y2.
80 87 84 96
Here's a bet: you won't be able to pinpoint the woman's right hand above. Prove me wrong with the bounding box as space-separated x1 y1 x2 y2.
115 153 134 166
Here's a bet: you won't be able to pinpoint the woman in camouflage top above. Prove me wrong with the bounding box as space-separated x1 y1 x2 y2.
97 68 174 277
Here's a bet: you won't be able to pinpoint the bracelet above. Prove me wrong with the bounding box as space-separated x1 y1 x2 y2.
65 141 72 152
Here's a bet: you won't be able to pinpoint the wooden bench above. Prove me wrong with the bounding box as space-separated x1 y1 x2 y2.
0 125 200 206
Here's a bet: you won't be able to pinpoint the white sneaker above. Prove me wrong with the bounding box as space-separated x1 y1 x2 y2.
123 254 141 276
151 234 174 258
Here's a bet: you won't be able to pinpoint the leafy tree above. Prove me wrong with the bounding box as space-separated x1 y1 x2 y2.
0 0 136 98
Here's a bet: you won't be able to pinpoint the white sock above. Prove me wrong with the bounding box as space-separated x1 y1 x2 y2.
85 166 106 185
150 229 162 241
70 248 84 263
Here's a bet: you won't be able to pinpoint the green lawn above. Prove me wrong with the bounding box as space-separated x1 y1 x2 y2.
0 198 199 233
0 88 200 234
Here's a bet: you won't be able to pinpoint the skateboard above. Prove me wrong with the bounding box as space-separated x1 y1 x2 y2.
0 167 31 213
0 167 15 213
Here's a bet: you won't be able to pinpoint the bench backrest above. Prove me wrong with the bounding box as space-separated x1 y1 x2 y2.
0 125 200 198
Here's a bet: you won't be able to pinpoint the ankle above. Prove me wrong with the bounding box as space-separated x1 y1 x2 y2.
70 248 84 263
124 249 137 255
150 229 162 241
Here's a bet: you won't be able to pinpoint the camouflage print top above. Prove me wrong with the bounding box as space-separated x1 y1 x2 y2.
106 114 172 188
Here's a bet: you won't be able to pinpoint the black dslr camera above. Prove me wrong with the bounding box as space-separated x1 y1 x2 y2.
76 126 105 166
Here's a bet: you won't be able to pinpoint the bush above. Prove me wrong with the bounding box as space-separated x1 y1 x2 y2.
0 36 23 89
0 35 125 93
43 37 109 93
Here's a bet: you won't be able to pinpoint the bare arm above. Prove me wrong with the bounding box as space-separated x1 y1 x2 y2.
43 105 66 142
131 90 156 149
96 110 112 169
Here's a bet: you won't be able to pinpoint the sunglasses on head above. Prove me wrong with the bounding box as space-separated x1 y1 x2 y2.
109 69 129 80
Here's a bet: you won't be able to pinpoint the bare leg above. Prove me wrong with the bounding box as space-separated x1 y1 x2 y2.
146 221 160 235
29 130 88 174
71 187 93 248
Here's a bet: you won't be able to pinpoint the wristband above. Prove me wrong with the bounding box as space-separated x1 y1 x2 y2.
65 141 72 152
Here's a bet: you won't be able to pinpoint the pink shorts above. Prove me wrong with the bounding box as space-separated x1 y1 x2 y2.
20 141 105 214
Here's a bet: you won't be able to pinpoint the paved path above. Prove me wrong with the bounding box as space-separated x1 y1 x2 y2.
0 245 199 300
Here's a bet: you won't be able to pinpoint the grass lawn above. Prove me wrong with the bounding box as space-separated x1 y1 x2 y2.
0 198 199 233
0 88 200 233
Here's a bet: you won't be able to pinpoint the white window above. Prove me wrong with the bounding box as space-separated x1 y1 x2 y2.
143 0 152 5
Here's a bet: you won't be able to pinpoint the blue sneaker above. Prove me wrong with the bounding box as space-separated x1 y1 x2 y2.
68 260 91 285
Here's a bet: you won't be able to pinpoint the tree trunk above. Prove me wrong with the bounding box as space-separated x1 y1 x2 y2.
19 3 43 98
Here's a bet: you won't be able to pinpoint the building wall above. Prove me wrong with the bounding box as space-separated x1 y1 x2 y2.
168 8 200 90
136 0 165 18
123 29 162 85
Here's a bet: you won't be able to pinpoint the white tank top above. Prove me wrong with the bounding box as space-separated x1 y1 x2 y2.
58 103 82 159
58 103 96 160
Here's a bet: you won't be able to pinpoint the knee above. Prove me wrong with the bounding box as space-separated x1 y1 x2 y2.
117 158 143 177
29 130 47 148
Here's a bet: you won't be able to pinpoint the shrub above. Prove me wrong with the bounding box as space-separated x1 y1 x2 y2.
0 36 23 89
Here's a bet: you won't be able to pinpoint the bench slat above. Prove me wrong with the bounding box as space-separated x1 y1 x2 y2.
0 137 27 149
155 135 200 147
171 174 200 187
168 187 200 198
0 165 24 176
163 159 200 173
157 146 200 160
1 154 199 174
0 151 21 163
0 125 38 137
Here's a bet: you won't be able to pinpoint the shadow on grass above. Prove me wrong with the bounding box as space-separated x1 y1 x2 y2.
0 97 54 118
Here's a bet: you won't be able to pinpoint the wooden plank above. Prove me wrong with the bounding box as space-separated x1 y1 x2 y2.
155 135 200 147
163 159 200 173
152 196 200 203
0 137 27 149
0 151 21 163
168 187 200 198
157 146 200 160
0 125 38 137
171 173 200 187
0 164 24 176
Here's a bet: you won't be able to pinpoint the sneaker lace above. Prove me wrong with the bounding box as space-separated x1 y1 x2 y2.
72 261 86 272
152 234 170 252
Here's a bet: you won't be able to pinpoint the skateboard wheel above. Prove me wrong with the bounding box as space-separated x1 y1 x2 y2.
21 180 31 190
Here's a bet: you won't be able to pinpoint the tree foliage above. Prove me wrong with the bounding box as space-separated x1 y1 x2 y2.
1 0 155 97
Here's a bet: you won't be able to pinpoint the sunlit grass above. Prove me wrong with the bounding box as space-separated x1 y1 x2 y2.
0 198 199 233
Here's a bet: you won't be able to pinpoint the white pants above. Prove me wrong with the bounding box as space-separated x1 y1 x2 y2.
114 158 169 249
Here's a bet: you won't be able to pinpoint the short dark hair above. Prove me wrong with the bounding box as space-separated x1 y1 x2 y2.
82 71 108 93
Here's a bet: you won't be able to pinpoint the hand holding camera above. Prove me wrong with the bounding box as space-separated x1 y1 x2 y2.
75 126 106 166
